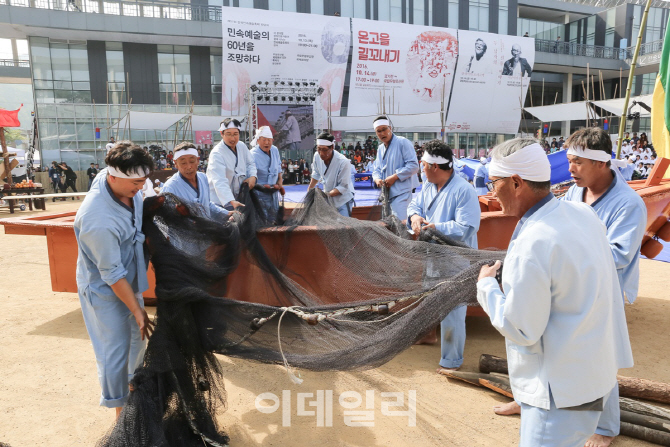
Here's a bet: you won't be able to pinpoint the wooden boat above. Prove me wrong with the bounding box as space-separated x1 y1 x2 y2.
2 160 669 312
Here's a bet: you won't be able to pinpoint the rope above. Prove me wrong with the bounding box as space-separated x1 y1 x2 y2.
277 306 303 385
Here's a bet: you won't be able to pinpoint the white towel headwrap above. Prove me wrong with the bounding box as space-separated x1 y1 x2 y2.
488 143 551 182
566 146 612 163
251 126 273 147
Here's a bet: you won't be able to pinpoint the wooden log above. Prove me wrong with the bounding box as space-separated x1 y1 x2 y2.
620 397 670 421
620 422 670 446
479 378 514 398
479 354 509 374
621 410 670 434
618 375 670 405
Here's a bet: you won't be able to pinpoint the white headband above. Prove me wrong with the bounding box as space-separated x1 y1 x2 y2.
251 126 273 147
488 143 551 182
173 148 199 161
373 119 390 129
107 165 150 179
316 139 334 146
218 121 241 132
421 152 450 165
566 146 612 163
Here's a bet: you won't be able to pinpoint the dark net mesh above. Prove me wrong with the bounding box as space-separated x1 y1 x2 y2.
98 184 505 447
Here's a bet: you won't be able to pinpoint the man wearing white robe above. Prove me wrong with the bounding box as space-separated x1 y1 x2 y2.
309 132 355 217
407 140 481 370
206 118 257 210
162 142 230 221
477 138 633 447
372 116 419 220
562 127 646 447
249 126 284 223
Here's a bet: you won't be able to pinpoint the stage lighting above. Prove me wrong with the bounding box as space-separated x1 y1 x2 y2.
257 81 262 85
310 96 315 101
257 94 263 100
280 81 285 85
316 87 324 95
288 81 293 86
273 96 278 101
281 96 286 101
288 96 293 101
250 85 259 92
265 95 270 101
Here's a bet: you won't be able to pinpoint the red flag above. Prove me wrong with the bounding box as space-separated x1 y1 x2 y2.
0 104 22 127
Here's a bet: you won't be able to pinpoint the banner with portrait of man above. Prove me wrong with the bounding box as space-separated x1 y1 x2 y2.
444 30 535 134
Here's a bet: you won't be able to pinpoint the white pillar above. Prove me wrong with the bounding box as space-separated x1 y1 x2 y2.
562 72 573 137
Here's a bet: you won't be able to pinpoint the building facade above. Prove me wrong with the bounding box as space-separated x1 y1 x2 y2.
0 0 667 167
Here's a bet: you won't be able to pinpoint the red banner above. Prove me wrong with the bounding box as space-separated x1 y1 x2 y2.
0 104 22 128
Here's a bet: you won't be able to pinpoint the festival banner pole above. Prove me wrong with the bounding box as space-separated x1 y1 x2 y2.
617 0 653 159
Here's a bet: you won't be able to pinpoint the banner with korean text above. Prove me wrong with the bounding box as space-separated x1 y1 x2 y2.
221 7 350 129
347 18 535 134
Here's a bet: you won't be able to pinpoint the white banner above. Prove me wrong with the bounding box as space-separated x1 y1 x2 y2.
348 18 458 118
445 30 535 134
221 7 350 128
347 19 535 134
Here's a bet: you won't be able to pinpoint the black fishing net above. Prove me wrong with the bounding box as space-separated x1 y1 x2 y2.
98 184 505 447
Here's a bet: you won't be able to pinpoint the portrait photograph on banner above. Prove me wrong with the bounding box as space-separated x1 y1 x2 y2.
445 30 535 134
221 7 349 129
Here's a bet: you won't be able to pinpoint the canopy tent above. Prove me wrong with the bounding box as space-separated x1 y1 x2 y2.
592 94 653 117
331 112 443 132
112 111 186 131
524 101 600 122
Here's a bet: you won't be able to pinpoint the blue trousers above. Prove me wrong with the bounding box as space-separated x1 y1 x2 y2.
79 289 146 408
595 382 620 437
519 386 613 447
439 305 466 368
336 198 354 217
389 191 413 221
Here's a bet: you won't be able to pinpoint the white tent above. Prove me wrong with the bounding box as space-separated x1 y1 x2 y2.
524 101 600 122
331 112 443 132
592 94 653 117
111 111 245 132
113 111 187 130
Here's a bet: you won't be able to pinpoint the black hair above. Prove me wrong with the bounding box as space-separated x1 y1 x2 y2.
564 127 612 168
316 132 335 144
174 142 197 153
221 118 241 130
422 139 453 170
105 141 154 177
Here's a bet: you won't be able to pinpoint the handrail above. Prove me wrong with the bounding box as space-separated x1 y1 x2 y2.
534 39 630 60
0 58 30 67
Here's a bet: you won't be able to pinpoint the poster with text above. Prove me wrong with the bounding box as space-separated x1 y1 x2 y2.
445 31 535 135
221 7 350 129
348 18 459 117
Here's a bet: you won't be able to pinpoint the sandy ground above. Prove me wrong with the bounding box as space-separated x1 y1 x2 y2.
1 200 669 447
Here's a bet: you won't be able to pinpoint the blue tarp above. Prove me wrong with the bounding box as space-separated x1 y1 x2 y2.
461 150 571 185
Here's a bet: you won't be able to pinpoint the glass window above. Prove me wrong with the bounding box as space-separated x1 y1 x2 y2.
69 45 90 82
378 0 389 21
340 0 353 17
30 37 53 80
310 0 323 15
499 0 508 35
283 0 296 12
16 39 29 60
51 43 72 82
0 38 13 60
448 0 458 29
390 0 401 22
354 0 365 18
586 15 595 45
238 0 253 8
413 0 424 25
428 0 432 26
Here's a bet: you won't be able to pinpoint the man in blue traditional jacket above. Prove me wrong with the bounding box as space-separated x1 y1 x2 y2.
74 142 155 419
249 126 284 223
372 116 419 220
407 140 481 371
